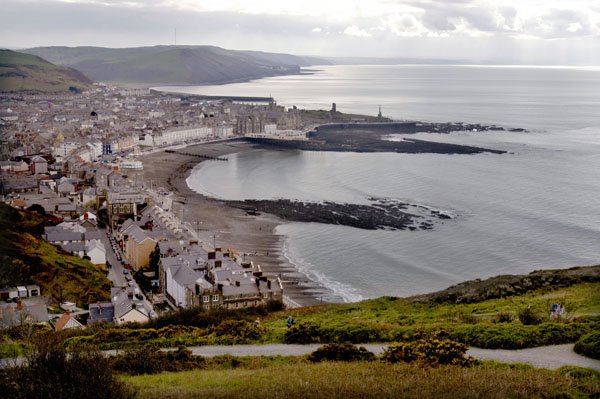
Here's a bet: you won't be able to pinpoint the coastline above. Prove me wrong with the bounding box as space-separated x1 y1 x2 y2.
140 141 327 307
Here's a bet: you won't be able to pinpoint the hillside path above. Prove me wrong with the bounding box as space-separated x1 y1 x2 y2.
181 343 600 371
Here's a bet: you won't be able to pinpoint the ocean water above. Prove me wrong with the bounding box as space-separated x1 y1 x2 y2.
178 65 600 302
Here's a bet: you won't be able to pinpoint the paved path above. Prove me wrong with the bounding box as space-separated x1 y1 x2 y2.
4 344 599 372
183 343 600 371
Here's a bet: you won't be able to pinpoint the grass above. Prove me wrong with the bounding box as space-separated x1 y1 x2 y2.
260 282 600 342
123 361 600 399
0 204 111 306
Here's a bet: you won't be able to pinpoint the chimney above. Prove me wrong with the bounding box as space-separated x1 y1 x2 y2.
267 280 271 289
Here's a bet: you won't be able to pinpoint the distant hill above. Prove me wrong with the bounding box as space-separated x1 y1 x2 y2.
23 45 331 85
0 49 93 93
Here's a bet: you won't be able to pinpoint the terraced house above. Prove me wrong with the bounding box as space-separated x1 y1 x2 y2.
159 247 283 310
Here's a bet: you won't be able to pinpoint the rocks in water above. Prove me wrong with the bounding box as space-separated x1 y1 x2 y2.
226 197 454 231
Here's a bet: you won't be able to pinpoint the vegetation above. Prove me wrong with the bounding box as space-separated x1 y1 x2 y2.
0 204 111 306
307 342 375 363
0 341 129 399
574 332 600 360
111 346 205 375
123 361 600 399
0 49 93 93
382 337 474 367
16 278 595 354
269 279 599 349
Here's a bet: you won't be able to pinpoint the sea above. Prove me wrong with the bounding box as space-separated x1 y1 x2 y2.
159 64 600 302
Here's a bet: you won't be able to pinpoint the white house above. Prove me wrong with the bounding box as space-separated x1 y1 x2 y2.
86 239 106 265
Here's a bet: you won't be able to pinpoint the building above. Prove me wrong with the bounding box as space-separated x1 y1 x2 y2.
159 248 283 310
119 222 157 270
111 287 151 325
30 155 48 174
88 302 115 325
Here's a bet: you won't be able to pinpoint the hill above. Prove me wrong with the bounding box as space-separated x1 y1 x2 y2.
0 204 110 305
0 49 93 93
23 45 331 85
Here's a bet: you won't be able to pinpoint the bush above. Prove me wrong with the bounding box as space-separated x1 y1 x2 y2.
574 332 600 360
450 322 594 349
111 345 205 375
494 312 514 323
213 320 264 341
382 338 474 367
284 322 384 344
518 307 543 325
0 343 129 399
308 342 375 363
284 323 324 344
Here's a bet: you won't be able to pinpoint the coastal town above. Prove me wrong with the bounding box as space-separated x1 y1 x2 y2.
0 84 319 329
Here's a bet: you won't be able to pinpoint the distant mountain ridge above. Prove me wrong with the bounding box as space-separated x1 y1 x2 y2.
0 49 93 93
23 45 331 85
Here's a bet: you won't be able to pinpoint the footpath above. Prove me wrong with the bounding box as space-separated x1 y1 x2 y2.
183 343 600 372
3 344 599 372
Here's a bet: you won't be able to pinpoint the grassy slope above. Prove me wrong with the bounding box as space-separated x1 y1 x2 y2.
260 278 600 342
0 204 110 306
60 279 599 351
124 362 600 399
0 49 93 93
23 46 330 85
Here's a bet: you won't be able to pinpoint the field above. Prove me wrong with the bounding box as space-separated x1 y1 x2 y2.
124 361 600 399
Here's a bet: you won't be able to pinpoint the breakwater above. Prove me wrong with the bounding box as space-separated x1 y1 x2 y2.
245 121 512 154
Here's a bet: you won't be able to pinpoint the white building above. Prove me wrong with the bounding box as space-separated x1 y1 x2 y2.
86 239 106 265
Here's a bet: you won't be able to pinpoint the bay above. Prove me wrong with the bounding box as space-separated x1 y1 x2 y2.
172 65 600 301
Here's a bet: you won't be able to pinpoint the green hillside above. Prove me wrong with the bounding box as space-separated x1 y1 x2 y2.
0 49 93 93
23 45 331 85
0 204 110 305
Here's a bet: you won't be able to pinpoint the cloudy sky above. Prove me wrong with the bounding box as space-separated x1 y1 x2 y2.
2 0 599 64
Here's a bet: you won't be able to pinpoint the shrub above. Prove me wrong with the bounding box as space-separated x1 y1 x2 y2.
213 320 264 341
0 343 129 399
326 324 383 343
450 322 595 349
574 332 600 360
284 323 324 344
382 338 474 367
111 345 205 375
494 312 514 323
308 342 375 363
518 307 543 325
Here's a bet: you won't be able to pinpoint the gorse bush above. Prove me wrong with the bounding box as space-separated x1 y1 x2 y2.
574 332 600 360
213 320 264 341
494 311 514 323
382 338 474 367
308 342 375 363
518 307 543 325
283 322 383 344
111 345 205 375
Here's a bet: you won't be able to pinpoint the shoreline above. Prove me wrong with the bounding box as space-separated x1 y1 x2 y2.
140 141 328 307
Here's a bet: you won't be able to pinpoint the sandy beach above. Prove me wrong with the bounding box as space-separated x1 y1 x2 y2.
140 140 326 307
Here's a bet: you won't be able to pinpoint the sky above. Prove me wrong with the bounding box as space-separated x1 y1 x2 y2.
2 0 600 64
